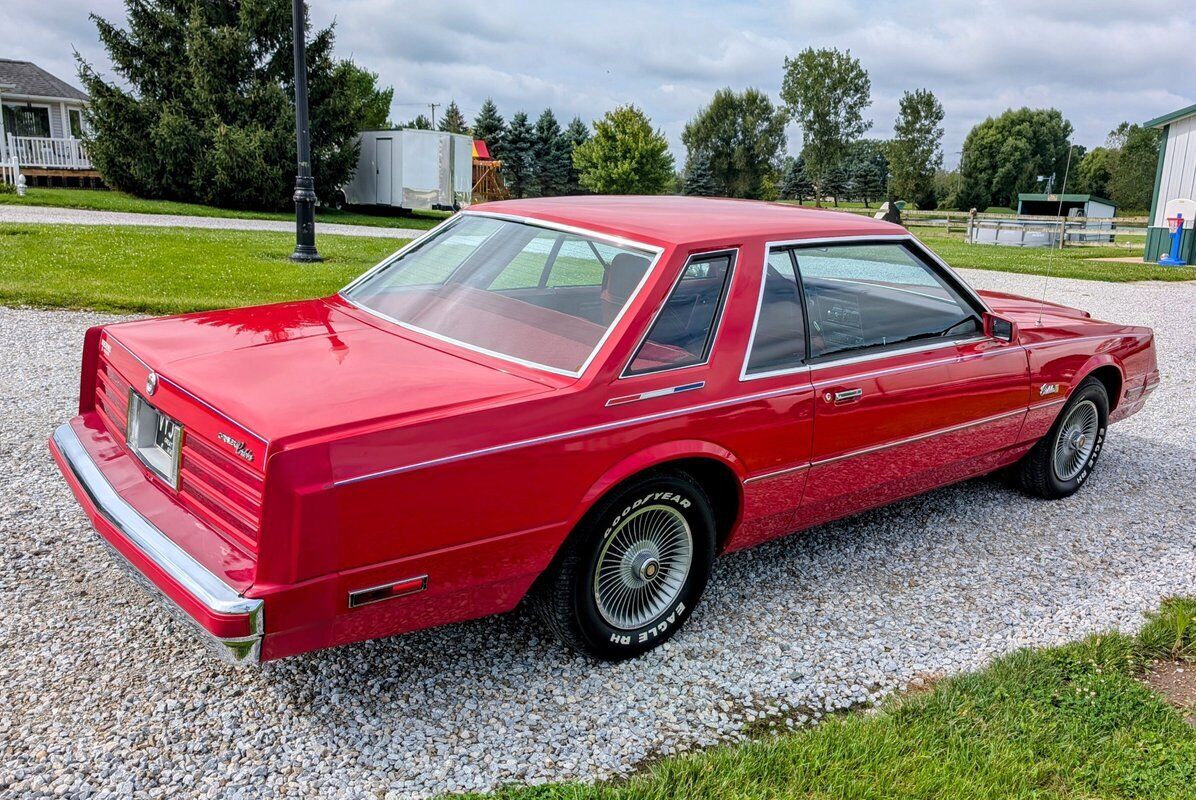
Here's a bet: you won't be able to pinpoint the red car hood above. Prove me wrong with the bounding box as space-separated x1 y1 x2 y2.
977 289 1092 322
104 297 555 444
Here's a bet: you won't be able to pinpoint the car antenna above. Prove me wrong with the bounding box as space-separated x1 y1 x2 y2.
1036 144 1075 327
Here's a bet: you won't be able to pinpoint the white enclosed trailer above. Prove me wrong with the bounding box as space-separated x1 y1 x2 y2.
340 129 473 210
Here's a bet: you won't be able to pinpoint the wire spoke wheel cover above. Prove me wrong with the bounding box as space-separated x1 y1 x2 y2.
593 504 694 631
1053 399 1099 481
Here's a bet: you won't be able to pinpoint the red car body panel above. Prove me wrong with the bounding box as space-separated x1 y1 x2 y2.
48 197 1159 662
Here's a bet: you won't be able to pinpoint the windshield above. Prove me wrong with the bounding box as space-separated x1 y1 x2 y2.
343 215 658 375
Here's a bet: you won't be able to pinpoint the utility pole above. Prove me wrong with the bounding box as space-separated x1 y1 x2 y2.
289 0 321 262
428 102 440 129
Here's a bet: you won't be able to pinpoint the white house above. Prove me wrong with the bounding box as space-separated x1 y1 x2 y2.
0 58 98 185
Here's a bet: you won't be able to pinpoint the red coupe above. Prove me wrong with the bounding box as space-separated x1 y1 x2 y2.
50 197 1159 664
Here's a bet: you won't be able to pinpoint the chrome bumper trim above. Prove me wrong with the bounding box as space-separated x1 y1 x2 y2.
53 423 263 664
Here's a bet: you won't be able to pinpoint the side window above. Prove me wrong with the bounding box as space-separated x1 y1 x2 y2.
626 252 734 374
795 243 980 359
745 249 807 376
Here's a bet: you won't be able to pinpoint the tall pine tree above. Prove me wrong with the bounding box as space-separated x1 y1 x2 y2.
472 98 505 153
500 111 536 199
438 101 468 134
779 157 812 202
683 152 719 196
78 0 390 209
532 108 570 197
565 116 590 194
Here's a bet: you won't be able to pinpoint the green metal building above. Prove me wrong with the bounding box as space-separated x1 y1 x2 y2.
1144 103 1196 263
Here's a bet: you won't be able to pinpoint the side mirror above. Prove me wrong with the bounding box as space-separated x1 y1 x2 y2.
984 312 1017 343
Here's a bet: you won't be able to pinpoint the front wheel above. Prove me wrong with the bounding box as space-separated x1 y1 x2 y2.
1015 377 1109 499
533 472 716 661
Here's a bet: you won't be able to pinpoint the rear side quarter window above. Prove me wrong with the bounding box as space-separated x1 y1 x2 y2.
625 251 735 375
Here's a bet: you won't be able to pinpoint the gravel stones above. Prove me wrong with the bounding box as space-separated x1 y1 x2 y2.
0 270 1193 798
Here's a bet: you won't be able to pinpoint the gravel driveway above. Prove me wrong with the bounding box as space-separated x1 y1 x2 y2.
1 271 1193 799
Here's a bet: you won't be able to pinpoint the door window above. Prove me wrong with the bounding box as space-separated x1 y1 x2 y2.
626 252 734 374
69 108 84 138
793 243 980 359
744 249 808 376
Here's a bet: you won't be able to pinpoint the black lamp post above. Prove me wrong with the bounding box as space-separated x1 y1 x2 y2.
290 0 321 262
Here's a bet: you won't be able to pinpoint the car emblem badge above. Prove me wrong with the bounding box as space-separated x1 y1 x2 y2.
145 372 158 396
1039 383 1060 396
217 432 255 463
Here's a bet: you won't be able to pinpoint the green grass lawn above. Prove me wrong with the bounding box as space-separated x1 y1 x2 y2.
912 230 1196 282
0 224 402 314
459 599 1196 800
0 187 449 230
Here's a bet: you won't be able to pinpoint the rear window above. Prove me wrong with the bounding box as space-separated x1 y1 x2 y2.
343 215 658 375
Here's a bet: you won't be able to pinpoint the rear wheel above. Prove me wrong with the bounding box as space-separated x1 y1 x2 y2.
533 472 715 660
1015 377 1109 499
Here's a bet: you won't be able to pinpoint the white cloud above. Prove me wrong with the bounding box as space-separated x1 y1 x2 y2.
3 0 1190 167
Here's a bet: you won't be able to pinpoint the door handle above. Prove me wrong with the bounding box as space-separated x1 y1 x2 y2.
825 388 863 404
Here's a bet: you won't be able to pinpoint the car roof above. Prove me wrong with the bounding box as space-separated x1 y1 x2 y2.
467 195 907 248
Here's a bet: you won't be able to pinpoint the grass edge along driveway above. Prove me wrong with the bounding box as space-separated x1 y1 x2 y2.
0 221 1193 318
0 187 448 231
0 224 404 315
457 598 1196 800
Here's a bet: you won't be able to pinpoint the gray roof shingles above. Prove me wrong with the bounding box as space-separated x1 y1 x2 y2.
0 59 88 102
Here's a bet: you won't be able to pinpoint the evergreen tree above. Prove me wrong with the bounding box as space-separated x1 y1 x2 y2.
564 116 590 193
532 108 571 197
500 111 536 199
407 114 432 130
438 101 468 134
682 151 719 196
779 157 812 202
853 161 886 207
472 98 505 153
821 164 849 206
78 0 391 210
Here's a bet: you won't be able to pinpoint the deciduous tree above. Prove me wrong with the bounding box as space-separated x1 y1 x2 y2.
407 114 432 130
888 89 944 208
572 105 674 195
1106 123 1160 211
957 108 1073 209
780 48 872 203
78 0 391 209
681 87 786 199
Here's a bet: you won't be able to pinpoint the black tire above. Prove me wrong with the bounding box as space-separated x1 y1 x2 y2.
333 190 347 211
1015 377 1109 499
533 471 716 661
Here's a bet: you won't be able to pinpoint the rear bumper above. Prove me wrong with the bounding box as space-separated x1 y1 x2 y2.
50 422 264 665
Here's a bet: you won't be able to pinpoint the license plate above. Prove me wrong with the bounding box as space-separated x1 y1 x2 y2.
127 392 183 487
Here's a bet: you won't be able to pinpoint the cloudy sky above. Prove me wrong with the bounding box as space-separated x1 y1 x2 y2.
4 0 1190 167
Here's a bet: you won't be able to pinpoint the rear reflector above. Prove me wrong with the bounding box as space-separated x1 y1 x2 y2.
348 575 428 608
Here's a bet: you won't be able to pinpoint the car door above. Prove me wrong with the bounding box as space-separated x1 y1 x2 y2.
789 238 1028 527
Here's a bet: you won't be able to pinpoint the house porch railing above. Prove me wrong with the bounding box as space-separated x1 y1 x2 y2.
5 134 93 169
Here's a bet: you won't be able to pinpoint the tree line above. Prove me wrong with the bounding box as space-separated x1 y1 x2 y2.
78 2 1160 212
